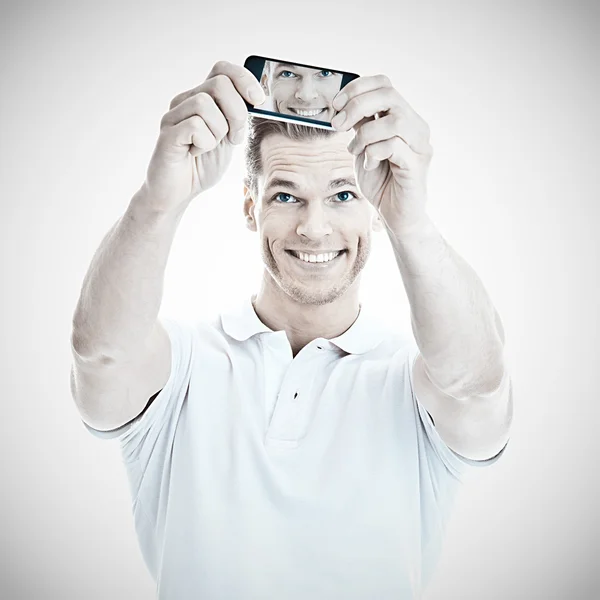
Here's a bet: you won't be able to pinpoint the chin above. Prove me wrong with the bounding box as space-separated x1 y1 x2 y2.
284 283 346 306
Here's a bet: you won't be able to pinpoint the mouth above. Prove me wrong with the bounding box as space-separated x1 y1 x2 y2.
285 249 346 266
288 107 327 118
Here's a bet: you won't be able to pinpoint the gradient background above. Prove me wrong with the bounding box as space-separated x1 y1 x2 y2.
1 0 598 598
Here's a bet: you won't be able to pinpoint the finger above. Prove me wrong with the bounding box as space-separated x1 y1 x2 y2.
202 74 251 144
361 137 418 171
164 79 248 145
332 74 400 111
332 86 403 132
169 61 265 111
161 92 229 143
206 60 266 106
159 114 217 158
348 113 431 156
169 71 262 144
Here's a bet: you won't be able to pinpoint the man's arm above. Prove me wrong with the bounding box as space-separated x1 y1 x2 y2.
331 75 512 460
71 196 186 366
389 216 512 461
70 61 265 431
389 215 505 397
70 197 184 430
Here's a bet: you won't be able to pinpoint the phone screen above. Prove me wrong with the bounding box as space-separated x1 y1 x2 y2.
244 55 359 130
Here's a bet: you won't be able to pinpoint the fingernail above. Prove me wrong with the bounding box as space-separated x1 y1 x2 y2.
331 111 346 129
333 93 347 110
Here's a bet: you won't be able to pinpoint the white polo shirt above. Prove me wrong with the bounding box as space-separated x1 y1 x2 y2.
85 294 507 599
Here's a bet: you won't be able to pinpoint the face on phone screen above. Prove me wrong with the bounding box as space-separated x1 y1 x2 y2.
244 56 359 129
259 60 343 123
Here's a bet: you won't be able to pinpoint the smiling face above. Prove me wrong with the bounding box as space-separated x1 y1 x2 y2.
261 61 343 122
244 132 383 306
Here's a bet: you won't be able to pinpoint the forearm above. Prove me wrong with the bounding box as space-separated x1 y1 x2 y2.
388 214 505 399
71 186 188 364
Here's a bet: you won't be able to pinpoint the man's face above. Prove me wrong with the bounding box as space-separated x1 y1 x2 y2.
244 133 383 306
261 62 343 122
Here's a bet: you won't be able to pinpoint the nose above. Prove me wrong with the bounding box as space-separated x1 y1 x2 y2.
294 77 319 103
296 203 333 239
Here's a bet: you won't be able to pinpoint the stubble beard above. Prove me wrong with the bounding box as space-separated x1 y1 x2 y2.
261 236 371 306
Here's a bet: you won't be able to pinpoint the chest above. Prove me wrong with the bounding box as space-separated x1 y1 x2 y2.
153 337 433 595
173 335 419 513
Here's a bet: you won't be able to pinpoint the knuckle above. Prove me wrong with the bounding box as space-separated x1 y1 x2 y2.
217 125 230 142
213 60 230 72
169 92 184 110
159 112 170 129
422 120 431 137
212 73 230 91
193 91 211 107
385 87 398 103
377 74 392 87
188 115 205 130
346 96 361 116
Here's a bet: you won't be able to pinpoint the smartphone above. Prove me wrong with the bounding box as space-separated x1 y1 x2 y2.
244 55 359 131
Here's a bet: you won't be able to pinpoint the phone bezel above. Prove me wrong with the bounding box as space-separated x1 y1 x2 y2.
243 55 359 130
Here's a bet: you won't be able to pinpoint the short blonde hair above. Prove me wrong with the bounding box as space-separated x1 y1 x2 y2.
244 116 336 194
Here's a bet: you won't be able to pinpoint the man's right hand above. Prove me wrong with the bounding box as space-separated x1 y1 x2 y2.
141 60 265 213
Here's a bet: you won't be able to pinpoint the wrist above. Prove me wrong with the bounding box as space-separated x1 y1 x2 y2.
128 184 190 225
384 212 436 243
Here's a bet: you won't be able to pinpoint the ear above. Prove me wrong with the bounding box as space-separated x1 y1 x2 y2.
260 73 270 96
243 185 258 232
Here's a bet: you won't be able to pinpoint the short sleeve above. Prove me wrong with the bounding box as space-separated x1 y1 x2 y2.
406 344 510 483
81 317 195 465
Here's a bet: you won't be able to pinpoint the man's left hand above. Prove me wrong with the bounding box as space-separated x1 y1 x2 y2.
331 75 433 235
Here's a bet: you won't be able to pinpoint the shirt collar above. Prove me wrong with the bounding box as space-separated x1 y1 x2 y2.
220 294 385 355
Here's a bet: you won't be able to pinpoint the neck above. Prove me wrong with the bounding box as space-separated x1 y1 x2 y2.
252 271 361 357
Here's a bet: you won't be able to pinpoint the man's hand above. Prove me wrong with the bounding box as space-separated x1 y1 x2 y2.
331 75 433 235
142 61 265 213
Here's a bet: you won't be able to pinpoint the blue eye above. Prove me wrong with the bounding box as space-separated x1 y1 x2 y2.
274 192 297 203
335 191 356 202
279 70 296 78
319 70 333 77
272 191 355 203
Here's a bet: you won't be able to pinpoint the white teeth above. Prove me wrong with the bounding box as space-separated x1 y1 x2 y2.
293 251 341 263
294 108 325 117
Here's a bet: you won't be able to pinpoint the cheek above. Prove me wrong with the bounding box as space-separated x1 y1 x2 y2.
273 81 293 101
321 80 338 97
259 214 295 248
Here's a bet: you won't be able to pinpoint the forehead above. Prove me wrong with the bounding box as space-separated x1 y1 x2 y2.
259 132 355 190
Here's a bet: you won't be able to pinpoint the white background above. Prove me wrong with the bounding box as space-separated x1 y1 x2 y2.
1 0 598 598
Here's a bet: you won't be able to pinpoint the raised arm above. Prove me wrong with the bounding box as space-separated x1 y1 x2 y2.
69 61 265 430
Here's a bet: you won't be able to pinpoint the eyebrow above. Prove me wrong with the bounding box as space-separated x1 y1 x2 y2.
264 177 357 193
274 62 298 71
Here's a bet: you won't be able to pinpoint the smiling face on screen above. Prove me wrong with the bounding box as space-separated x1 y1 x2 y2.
260 61 343 123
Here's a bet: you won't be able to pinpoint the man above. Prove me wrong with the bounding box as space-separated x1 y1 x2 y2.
259 59 343 122
70 60 513 599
